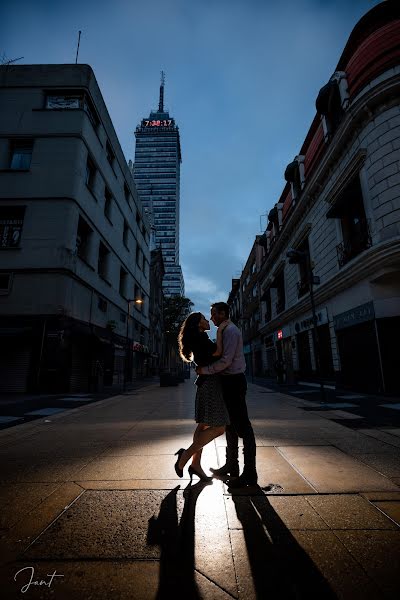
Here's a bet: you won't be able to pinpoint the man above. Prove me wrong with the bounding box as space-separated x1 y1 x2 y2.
196 302 258 488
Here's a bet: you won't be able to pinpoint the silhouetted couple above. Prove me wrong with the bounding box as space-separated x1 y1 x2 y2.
175 302 257 489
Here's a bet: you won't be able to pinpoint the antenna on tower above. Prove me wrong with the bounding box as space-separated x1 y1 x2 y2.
158 70 165 112
75 30 82 64
0 55 24 66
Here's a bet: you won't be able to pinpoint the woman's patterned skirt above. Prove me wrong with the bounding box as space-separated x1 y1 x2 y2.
195 375 230 427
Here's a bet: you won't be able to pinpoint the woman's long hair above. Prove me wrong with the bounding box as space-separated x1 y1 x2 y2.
178 312 202 363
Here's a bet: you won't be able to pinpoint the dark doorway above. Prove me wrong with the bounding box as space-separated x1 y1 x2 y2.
296 330 312 377
377 316 400 395
336 321 381 392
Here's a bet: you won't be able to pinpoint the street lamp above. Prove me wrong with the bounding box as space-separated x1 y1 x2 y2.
124 297 144 391
286 249 325 402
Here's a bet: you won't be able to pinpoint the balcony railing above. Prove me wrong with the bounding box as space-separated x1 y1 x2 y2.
297 278 310 298
336 220 372 267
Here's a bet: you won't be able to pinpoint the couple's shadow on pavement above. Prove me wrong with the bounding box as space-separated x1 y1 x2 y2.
147 482 336 600
147 481 209 600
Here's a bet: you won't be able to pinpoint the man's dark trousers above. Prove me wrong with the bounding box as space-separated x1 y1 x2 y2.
220 373 257 477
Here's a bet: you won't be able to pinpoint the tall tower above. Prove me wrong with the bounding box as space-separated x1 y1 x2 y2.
133 73 185 297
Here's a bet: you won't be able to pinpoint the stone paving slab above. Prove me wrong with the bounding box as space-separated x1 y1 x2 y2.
372 501 400 525
75 454 188 481
278 446 400 492
289 530 385 599
353 453 400 478
218 446 317 494
0 482 84 564
1 560 234 600
0 457 94 483
359 429 400 448
305 494 399 530
20 486 237 597
230 527 383 599
336 530 400 598
0 482 59 530
76 479 190 490
224 494 328 530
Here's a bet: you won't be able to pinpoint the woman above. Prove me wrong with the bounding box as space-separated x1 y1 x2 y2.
175 312 229 482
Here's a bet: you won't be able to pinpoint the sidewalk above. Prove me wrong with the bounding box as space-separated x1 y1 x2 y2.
0 377 399 599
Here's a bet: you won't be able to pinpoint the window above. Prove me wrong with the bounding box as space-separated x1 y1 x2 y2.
104 187 112 221
98 242 109 279
124 183 130 205
261 288 272 322
296 238 311 298
136 245 142 269
86 156 96 191
98 296 107 312
0 207 25 248
272 270 285 314
10 140 33 170
76 216 92 261
119 267 127 297
327 175 371 267
123 220 129 247
0 273 12 294
45 91 99 128
106 141 115 168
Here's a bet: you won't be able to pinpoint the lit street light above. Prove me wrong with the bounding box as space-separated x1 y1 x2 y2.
124 297 144 391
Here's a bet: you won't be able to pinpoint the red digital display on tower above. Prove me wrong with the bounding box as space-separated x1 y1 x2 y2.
143 120 172 127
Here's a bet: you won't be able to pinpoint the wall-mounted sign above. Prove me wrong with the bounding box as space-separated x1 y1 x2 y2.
333 301 375 331
294 307 328 333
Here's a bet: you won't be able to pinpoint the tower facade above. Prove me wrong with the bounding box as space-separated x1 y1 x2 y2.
133 74 185 297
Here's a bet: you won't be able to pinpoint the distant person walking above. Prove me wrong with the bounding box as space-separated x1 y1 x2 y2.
196 302 258 489
174 312 229 483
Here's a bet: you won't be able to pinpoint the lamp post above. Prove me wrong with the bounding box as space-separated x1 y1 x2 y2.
124 297 143 391
286 249 325 402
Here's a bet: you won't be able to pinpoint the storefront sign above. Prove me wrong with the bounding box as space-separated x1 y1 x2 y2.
294 307 328 333
333 301 375 331
274 325 290 340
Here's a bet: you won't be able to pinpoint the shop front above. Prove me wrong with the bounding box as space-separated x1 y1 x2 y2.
333 301 382 392
293 307 334 381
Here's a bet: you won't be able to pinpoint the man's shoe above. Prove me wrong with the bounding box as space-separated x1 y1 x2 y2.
227 473 258 489
210 463 240 477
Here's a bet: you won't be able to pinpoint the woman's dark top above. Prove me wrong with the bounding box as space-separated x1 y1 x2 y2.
192 332 219 367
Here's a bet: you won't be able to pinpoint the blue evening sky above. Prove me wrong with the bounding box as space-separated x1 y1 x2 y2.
2 0 381 326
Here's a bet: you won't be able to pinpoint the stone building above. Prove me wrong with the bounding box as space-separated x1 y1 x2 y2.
240 2 400 393
148 248 165 375
0 64 151 393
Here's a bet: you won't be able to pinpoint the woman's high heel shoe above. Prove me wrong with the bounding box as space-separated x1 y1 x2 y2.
174 448 185 478
188 465 213 483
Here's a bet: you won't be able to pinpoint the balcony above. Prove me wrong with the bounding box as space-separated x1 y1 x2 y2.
336 220 372 267
297 278 310 298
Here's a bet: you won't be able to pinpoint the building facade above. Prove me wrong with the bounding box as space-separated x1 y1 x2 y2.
0 64 151 393
133 74 185 297
148 248 166 375
234 2 400 394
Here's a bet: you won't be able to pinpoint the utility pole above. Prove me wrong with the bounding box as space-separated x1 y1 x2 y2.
287 249 326 402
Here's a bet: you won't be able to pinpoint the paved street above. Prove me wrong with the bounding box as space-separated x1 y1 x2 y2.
1 374 400 599
0 379 158 432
